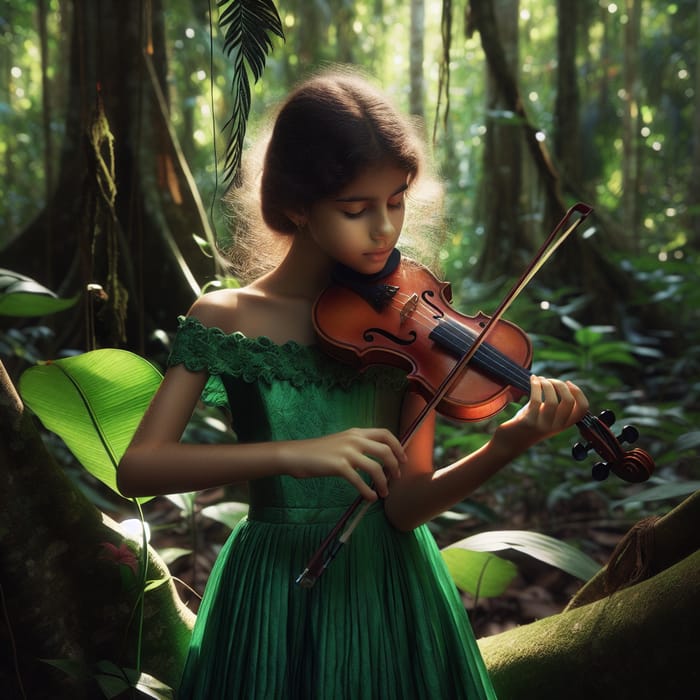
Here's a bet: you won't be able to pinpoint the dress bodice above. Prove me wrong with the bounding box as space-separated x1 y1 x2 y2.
168 315 408 516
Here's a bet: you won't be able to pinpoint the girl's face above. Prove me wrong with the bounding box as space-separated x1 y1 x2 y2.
303 161 410 275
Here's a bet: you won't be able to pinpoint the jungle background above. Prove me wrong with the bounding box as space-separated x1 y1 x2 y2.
1 0 699 698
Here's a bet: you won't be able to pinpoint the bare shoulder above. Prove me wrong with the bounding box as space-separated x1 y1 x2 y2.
185 286 314 344
187 288 243 329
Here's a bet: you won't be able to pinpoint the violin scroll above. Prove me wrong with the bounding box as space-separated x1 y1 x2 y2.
572 410 654 483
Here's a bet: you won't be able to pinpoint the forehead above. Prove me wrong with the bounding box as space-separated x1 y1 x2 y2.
334 162 410 200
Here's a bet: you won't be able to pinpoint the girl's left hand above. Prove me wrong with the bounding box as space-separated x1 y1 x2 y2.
497 375 590 449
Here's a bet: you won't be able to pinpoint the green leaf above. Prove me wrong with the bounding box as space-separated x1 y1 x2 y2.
441 548 517 597
133 671 175 699
217 0 284 182
589 341 638 366
157 546 192 565
192 233 214 258
95 672 131 698
451 530 601 582
675 431 700 451
200 501 249 529
18 350 162 502
40 657 90 680
0 268 78 316
144 576 170 593
573 326 604 347
612 481 700 508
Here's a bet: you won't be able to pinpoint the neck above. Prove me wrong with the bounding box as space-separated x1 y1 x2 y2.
256 235 335 301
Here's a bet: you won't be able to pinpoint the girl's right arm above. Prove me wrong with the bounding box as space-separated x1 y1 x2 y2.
117 312 405 499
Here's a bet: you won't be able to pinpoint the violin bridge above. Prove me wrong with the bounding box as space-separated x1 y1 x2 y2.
400 293 419 325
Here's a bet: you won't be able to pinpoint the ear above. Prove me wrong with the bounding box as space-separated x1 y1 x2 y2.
284 209 308 229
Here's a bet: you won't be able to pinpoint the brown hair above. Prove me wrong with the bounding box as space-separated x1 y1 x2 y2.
261 71 424 234
223 69 443 282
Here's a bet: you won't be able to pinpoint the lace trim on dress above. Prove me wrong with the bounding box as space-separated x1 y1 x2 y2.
167 315 407 393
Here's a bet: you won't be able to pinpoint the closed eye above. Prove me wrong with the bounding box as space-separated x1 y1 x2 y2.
342 208 366 219
388 192 406 209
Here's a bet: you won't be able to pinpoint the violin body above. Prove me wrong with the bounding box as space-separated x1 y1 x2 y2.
314 259 533 422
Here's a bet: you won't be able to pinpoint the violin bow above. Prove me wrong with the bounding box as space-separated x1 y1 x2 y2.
295 202 593 587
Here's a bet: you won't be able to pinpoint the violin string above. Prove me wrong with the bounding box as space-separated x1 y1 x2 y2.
354 205 592 401
375 291 533 394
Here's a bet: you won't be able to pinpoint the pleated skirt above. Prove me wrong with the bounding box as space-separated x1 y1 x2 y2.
178 504 497 699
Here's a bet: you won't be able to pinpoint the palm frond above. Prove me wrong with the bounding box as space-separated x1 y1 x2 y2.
217 0 284 183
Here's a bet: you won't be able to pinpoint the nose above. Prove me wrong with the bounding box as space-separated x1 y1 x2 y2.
370 206 396 242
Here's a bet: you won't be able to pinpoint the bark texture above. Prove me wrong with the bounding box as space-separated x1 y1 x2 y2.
479 492 700 699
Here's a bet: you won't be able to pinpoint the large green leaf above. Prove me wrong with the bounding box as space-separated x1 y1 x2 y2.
441 547 518 598
18 350 163 502
450 530 601 582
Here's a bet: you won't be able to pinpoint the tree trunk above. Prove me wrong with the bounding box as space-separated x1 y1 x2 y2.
553 0 582 187
621 0 642 251
478 492 700 699
0 0 217 354
479 549 699 699
409 0 425 120
471 0 527 280
686 0 700 246
0 359 194 699
466 0 679 340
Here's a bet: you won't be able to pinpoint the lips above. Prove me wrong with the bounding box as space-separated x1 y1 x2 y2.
364 249 391 263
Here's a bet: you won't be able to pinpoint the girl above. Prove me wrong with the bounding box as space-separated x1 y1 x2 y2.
118 70 589 699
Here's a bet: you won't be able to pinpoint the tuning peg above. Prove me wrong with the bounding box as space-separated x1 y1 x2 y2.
572 441 589 461
591 461 610 481
617 425 639 444
598 409 616 426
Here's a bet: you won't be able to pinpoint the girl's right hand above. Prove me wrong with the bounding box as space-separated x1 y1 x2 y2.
279 428 406 501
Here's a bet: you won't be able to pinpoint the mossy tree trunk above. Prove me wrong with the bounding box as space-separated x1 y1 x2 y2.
479 492 700 699
0 360 194 699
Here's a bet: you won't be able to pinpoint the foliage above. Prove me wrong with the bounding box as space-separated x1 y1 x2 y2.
0 268 78 316
0 269 78 367
217 0 284 182
19 349 163 503
42 658 174 699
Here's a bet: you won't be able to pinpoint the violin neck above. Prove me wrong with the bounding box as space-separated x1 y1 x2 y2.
429 319 532 396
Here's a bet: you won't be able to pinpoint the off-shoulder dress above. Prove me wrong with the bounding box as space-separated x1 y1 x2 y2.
172 315 496 699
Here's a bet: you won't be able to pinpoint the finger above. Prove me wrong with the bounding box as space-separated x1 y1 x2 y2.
539 377 566 403
371 441 403 481
529 375 544 405
355 430 405 481
357 454 391 497
566 381 590 417
530 377 571 427
364 428 407 464
345 467 379 501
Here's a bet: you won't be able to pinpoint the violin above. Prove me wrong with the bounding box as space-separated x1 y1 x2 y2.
314 249 654 484
296 205 654 587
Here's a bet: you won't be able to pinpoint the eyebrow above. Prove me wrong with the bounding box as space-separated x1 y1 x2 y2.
334 182 409 203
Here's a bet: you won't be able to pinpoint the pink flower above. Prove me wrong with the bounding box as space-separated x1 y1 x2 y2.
99 542 139 575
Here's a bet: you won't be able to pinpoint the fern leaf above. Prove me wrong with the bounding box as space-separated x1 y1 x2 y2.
217 0 284 183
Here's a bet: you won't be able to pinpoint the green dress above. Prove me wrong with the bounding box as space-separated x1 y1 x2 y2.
172 316 497 699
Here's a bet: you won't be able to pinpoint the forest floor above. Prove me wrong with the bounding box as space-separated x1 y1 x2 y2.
136 485 631 639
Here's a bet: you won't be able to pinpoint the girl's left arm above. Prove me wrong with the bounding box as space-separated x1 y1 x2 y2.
383 375 589 531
